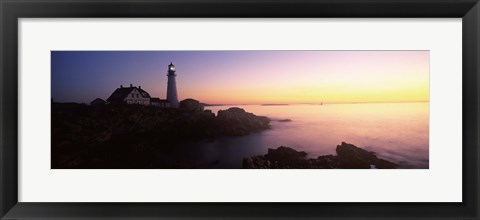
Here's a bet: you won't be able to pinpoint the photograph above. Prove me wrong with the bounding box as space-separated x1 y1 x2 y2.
51 50 429 169
3 0 478 218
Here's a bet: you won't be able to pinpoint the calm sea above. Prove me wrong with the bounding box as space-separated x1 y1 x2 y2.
160 103 429 169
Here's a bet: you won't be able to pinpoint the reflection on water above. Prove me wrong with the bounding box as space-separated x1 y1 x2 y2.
163 103 429 169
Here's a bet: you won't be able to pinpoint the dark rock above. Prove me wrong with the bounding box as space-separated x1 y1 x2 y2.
243 142 398 169
243 156 272 169
179 98 204 112
336 142 398 169
216 107 270 136
52 103 271 169
336 142 377 169
278 119 292 122
266 146 307 161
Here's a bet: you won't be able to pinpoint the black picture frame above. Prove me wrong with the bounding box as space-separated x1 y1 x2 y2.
1 0 479 219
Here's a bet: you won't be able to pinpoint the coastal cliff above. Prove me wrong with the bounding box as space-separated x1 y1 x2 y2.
52 99 270 168
243 142 398 169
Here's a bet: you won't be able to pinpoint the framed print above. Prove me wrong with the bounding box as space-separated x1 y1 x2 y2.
50 50 428 170
1 0 479 219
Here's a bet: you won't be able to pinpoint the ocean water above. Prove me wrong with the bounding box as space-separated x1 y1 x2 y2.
163 103 429 169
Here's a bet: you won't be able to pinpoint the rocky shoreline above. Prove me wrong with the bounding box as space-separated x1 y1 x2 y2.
52 100 398 169
243 142 398 169
52 99 270 168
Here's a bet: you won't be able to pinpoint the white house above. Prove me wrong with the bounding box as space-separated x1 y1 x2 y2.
106 84 151 105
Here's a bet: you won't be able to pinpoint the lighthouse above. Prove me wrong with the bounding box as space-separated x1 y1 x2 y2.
166 62 179 108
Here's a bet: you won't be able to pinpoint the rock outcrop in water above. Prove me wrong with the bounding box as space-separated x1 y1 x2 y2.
242 142 398 169
52 99 270 168
179 98 204 112
217 107 270 136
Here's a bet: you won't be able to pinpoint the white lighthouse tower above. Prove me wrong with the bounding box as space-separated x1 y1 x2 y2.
166 62 179 108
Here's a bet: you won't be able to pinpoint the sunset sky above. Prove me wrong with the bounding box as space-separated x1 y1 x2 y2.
51 51 429 104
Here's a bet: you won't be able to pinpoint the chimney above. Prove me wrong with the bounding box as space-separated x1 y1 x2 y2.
120 85 123 88
139 86 141 89
130 84 133 88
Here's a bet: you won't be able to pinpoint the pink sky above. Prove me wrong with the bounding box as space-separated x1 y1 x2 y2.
52 51 429 104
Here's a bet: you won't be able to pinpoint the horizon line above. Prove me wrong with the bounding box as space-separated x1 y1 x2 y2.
199 100 430 106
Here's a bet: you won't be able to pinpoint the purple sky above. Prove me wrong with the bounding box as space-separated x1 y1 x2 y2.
51 51 429 104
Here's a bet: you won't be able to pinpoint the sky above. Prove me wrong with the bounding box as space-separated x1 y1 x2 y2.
51 51 429 104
